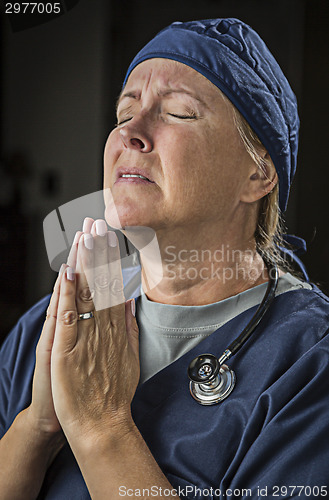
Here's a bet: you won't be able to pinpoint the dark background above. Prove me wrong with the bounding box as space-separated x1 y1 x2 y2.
0 0 328 344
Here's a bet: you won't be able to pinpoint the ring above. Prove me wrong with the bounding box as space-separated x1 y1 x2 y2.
78 311 94 321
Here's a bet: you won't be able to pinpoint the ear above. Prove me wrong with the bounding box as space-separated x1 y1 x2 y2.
240 153 278 203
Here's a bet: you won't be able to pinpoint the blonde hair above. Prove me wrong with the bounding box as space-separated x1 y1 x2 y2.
229 103 289 269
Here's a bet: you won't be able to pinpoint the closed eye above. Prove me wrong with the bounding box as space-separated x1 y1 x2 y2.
168 113 197 119
116 117 133 126
116 113 197 126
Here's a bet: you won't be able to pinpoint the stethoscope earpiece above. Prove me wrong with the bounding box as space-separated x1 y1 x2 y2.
187 258 279 406
188 354 236 405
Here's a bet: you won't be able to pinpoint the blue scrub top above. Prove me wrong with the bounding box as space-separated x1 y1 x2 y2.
1 283 329 499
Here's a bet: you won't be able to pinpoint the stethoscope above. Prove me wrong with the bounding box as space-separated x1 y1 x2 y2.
187 259 279 405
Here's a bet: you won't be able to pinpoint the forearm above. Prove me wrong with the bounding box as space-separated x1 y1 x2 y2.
0 407 65 500
67 417 180 500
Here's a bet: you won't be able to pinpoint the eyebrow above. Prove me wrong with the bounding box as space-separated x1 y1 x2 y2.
157 88 207 106
116 88 207 111
116 91 137 111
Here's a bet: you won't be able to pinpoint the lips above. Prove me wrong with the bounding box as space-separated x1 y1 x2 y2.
115 167 155 183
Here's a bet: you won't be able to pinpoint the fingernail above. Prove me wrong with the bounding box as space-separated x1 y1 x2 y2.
108 231 117 247
73 232 80 245
82 217 91 233
66 267 75 281
96 219 107 236
84 233 94 250
59 263 66 274
131 299 136 317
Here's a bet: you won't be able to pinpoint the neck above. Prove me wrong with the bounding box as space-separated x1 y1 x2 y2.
139 225 269 306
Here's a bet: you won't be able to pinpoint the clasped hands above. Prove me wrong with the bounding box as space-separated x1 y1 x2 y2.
29 217 140 449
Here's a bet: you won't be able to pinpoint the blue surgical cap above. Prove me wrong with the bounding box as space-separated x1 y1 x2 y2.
123 18 300 213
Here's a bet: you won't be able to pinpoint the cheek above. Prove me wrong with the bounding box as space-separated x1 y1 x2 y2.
158 130 216 211
103 129 120 185
200 122 251 193
161 126 219 180
161 123 249 212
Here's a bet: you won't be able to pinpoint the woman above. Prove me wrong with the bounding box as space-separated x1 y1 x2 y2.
0 18 328 499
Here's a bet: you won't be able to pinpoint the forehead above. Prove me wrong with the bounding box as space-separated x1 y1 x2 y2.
121 58 222 102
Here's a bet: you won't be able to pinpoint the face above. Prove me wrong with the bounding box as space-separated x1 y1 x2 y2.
103 59 257 235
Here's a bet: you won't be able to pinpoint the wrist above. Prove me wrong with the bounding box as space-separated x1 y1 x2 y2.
65 408 136 456
25 401 60 433
22 408 65 464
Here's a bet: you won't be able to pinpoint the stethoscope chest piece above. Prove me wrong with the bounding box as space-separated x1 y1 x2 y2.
188 354 236 406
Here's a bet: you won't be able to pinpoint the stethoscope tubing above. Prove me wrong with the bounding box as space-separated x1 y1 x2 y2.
226 258 279 359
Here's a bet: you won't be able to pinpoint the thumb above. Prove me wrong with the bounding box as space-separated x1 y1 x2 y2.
125 299 139 359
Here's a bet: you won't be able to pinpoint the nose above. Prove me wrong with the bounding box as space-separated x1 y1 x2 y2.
119 118 153 153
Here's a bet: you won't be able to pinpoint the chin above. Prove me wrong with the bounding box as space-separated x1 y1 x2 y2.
104 203 152 230
103 189 139 229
